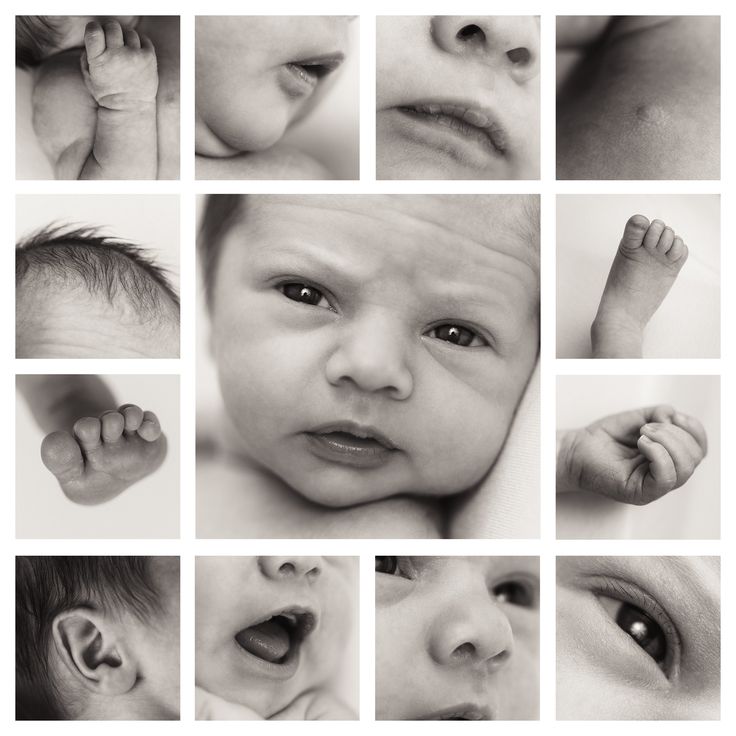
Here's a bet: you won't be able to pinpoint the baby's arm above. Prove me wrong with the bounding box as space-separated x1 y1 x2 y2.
17 375 166 505
557 405 707 505
32 20 158 180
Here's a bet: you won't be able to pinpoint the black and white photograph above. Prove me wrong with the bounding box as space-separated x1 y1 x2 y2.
195 556 358 720
557 16 720 180
16 194 180 359
557 374 719 539
376 16 540 180
557 556 720 720
16 15 180 180
16 374 179 538
195 16 359 180
375 556 539 720
196 194 539 539
557 194 720 358
16 556 180 720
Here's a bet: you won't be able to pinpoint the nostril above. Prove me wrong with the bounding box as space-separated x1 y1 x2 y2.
456 24 486 46
507 46 531 65
452 642 476 659
278 562 296 575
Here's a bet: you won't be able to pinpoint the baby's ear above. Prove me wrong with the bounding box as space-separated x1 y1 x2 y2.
51 608 137 696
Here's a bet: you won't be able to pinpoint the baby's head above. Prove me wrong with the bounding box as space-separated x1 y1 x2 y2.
195 556 355 718
195 16 351 157
200 193 539 507
376 16 540 179
16 556 180 720
16 16 140 68
16 226 180 358
375 556 539 720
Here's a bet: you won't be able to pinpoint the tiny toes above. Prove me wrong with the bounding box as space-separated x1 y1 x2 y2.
138 410 162 441
120 404 144 433
642 219 666 250
620 214 650 249
41 431 84 481
656 226 675 253
123 28 141 49
100 411 125 443
73 417 102 452
667 236 688 263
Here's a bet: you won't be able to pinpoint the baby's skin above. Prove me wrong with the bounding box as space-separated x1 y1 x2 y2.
18 375 166 505
591 215 688 358
557 405 707 506
30 16 179 179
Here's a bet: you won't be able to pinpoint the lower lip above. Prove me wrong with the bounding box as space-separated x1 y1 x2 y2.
278 64 318 99
419 705 491 720
304 432 396 469
382 107 505 172
233 634 300 681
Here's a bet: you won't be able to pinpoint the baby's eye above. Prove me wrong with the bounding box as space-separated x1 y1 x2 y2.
375 556 414 579
599 596 667 667
492 580 536 607
279 282 330 308
427 324 488 348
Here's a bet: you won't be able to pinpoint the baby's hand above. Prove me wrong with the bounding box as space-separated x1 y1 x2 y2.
40 404 167 505
81 20 158 111
557 405 707 505
271 690 356 721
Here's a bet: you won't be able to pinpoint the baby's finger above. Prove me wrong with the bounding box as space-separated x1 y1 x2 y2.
645 404 676 424
119 403 144 433
84 22 106 59
103 20 125 49
138 411 162 442
670 411 708 455
638 435 677 496
123 28 141 49
640 423 702 484
100 410 125 443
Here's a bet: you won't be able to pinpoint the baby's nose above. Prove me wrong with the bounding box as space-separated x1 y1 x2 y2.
324 313 413 400
430 16 540 83
428 591 514 673
258 557 322 582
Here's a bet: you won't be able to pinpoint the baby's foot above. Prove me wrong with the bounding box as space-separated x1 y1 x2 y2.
40 404 166 505
591 215 688 358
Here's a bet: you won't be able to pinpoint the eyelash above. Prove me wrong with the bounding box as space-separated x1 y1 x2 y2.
278 282 490 348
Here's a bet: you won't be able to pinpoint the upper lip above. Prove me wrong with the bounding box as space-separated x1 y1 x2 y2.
307 421 398 450
396 99 508 153
419 702 494 720
242 604 318 639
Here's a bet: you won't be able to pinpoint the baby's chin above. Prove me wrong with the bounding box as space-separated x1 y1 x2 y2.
196 109 287 157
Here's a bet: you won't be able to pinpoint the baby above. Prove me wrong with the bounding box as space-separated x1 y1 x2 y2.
17 16 179 180
376 16 540 180
197 193 540 538
375 556 539 720
16 224 180 358
557 16 720 179
195 16 352 180
195 556 356 720
557 556 720 719
16 556 180 720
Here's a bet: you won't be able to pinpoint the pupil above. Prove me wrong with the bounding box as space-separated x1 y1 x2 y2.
375 556 398 574
615 603 666 663
448 326 461 342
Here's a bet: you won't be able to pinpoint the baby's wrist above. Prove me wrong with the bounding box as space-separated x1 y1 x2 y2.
556 429 582 494
96 95 157 113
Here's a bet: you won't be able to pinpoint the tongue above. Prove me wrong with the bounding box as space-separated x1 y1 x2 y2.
236 620 291 663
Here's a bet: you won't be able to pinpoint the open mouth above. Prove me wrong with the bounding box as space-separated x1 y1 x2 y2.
305 422 398 469
280 53 345 98
234 608 316 670
420 704 493 720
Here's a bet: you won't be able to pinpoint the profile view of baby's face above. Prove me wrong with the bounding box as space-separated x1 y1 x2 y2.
208 194 539 507
195 557 354 718
376 16 540 180
195 16 351 156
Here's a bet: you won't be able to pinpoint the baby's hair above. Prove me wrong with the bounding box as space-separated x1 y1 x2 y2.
198 194 246 308
16 556 164 720
16 16 62 69
16 224 180 321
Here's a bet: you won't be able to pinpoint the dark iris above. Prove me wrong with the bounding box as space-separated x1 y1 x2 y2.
375 556 399 574
433 324 477 346
615 602 666 664
281 283 323 306
493 581 533 607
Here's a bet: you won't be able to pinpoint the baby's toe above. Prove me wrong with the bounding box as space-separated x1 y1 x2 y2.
123 28 141 49
84 21 107 59
642 219 666 251
73 417 102 452
666 236 688 263
41 431 84 481
619 214 650 250
100 411 125 443
103 20 125 49
138 410 162 442
656 226 675 254
119 404 144 433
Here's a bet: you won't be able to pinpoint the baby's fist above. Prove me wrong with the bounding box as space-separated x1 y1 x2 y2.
81 20 158 110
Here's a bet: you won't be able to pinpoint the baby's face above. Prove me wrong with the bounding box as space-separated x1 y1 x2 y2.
557 556 720 720
195 17 350 157
209 194 538 507
375 556 539 720
376 16 540 179
195 557 354 718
